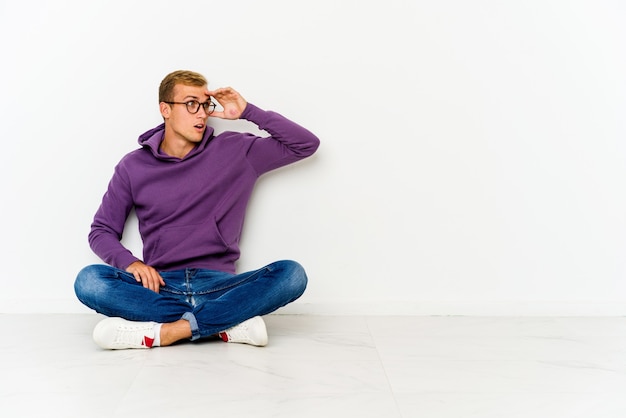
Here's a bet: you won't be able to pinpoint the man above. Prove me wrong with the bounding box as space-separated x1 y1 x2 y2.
74 70 319 349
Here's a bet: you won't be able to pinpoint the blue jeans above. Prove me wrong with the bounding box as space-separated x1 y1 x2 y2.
74 260 307 341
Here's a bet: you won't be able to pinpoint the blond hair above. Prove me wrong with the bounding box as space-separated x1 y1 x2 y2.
159 70 207 102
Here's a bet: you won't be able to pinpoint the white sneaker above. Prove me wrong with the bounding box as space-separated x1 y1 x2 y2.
218 316 268 347
93 317 157 349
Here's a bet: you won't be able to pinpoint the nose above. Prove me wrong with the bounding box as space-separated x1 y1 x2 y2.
197 106 209 118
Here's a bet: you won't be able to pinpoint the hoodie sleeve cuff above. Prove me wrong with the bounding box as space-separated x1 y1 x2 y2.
240 103 267 125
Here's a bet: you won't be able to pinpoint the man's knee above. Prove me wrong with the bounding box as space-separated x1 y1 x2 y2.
274 260 308 297
74 264 110 302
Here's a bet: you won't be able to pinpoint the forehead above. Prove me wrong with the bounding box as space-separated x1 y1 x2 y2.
173 83 207 99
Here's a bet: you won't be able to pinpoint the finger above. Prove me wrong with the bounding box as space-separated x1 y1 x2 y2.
144 271 160 293
207 87 227 97
148 269 164 293
140 274 151 289
135 269 152 290
209 110 226 119
149 278 160 293
131 271 142 283
148 275 161 293
211 87 236 100
142 276 156 293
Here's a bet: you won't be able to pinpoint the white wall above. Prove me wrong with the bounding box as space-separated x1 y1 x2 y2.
1 0 625 315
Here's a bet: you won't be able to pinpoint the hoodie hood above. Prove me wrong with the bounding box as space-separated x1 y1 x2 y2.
137 123 216 162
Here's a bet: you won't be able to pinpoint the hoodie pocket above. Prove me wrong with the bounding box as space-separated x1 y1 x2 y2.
146 218 229 265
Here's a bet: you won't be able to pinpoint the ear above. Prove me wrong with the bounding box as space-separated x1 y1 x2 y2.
160 102 171 119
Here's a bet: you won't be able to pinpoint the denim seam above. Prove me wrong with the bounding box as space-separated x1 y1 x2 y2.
192 267 269 295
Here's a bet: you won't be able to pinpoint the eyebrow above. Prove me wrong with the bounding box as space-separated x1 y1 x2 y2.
181 95 211 103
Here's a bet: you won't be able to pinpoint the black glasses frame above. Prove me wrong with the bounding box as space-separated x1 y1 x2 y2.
164 100 216 115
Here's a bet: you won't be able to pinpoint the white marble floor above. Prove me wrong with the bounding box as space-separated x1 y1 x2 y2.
1 314 626 418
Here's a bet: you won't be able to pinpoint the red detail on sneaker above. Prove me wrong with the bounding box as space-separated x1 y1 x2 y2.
143 336 155 348
218 332 229 342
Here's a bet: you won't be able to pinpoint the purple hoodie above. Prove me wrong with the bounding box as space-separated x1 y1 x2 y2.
89 103 320 273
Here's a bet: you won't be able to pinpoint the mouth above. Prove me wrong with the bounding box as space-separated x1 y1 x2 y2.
194 123 205 131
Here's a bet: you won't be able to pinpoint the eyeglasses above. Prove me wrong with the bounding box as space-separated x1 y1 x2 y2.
164 100 216 115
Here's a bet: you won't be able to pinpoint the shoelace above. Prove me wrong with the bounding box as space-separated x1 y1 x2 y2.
113 325 154 346
224 324 252 343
